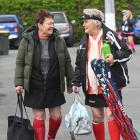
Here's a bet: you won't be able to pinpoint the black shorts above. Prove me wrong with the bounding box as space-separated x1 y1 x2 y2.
85 94 108 107
24 88 66 109
122 32 134 38
85 90 122 108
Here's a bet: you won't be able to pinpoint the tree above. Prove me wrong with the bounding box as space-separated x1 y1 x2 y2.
0 0 139 41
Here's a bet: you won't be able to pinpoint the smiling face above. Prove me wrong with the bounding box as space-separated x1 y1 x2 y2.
38 17 54 36
83 19 98 35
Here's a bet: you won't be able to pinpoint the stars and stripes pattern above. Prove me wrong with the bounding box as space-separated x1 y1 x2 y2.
91 59 138 140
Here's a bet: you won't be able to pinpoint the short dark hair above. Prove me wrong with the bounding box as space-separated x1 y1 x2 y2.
35 9 54 24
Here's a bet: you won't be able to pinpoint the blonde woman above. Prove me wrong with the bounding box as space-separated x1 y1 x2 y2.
72 9 132 140
121 10 136 52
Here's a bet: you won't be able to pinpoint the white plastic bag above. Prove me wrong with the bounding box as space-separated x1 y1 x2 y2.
65 94 91 135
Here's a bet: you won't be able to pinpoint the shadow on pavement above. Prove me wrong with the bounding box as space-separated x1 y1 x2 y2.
0 94 6 104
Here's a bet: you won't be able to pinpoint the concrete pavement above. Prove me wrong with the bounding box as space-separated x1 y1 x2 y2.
0 45 140 140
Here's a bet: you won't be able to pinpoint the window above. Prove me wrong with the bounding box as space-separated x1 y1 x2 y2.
0 17 16 23
53 13 66 23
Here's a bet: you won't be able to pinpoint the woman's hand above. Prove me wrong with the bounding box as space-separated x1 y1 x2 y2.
15 86 24 94
106 54 114 65
72 86 80 93
67 87 73 94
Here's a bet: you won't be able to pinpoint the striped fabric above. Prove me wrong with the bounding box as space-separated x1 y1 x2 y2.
91 59 138 140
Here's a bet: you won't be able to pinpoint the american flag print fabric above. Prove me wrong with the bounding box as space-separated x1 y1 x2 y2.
91 59 138 140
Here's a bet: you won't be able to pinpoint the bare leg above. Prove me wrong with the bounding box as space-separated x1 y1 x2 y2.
91 107 105 140
32 109 46 140
48 106 62 140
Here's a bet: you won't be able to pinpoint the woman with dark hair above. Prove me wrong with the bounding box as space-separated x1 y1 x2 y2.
14 9 74 140
72 8 132 140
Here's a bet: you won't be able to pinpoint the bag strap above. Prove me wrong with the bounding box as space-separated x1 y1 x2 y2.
15 94 29 119
17 94 23 118
74 93 83 104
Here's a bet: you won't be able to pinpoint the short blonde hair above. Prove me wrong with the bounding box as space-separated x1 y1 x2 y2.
83 8 104 27
83 8 104 22
122 10 133 18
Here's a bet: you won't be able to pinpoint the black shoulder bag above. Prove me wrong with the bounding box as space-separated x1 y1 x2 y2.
7 94 35 140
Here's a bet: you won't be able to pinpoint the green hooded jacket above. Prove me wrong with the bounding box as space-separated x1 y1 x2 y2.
14 26 74 93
